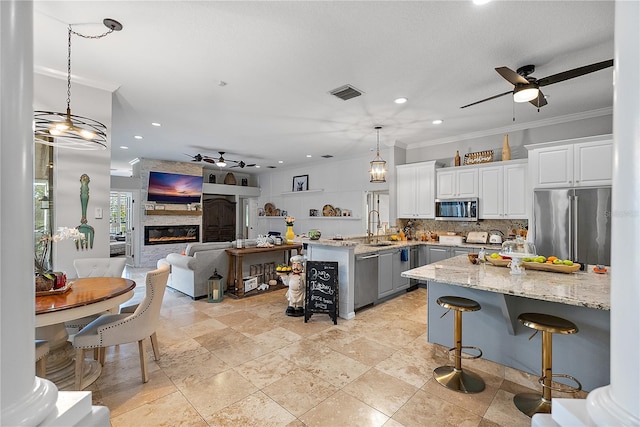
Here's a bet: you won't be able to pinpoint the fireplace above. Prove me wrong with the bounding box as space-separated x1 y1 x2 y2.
144 225 199 245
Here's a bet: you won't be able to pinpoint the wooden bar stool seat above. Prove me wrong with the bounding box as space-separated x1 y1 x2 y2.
433 295 485 394
514 312 582 417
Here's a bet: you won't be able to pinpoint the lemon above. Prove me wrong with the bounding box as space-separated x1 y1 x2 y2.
490 253 500 259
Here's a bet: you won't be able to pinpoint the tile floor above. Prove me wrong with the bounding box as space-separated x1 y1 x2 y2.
85 266 585 426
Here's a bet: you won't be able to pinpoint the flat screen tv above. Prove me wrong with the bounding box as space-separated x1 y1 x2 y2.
147 171 203 204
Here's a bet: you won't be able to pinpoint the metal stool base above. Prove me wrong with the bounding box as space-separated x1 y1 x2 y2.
513 392 551 417
433 366 485 394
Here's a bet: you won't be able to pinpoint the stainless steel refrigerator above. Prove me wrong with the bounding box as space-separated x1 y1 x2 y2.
533 187 611 266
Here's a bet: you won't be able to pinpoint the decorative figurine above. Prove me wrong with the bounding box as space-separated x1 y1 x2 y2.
278 254 306 317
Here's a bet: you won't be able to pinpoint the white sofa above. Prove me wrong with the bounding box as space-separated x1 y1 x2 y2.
164 242 233 299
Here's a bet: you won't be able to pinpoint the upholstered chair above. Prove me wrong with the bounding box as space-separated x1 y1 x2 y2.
72 264 169 390
65 258 127 331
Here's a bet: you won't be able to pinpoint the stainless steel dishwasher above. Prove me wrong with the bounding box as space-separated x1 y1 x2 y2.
354 253 378 311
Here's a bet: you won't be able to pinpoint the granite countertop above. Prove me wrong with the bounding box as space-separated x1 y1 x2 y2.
401 255 611 310
303 237 502 255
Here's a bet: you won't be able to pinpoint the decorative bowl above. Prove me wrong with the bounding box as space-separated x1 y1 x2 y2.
308 230 321 240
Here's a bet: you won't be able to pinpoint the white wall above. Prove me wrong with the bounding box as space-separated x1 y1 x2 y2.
255 150 390 238
34 73 112 276
407 113 612 166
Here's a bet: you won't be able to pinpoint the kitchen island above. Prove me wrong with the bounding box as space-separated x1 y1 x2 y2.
402 255 610 391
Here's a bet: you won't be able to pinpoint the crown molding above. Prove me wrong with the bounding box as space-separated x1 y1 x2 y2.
407 107 613 149
35 65 121 92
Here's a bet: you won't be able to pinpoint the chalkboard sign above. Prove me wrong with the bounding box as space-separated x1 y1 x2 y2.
305 261 338 324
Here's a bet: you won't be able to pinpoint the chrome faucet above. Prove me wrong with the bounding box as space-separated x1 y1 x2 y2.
367 209 381 244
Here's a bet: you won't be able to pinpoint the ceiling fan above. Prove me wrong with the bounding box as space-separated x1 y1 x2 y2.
460 59 614 110
229 160 257 169
185 152 255 168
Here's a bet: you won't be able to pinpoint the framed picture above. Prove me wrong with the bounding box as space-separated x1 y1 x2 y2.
292 175 309 192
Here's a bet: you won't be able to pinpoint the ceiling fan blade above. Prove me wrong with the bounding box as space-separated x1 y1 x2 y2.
460 91 513 109
537 59 614 87
495 67 529 85
202 158 216 164
529 89 548 108
185 153 203 162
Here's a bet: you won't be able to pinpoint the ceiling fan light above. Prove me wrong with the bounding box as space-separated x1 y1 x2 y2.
513 84 539 103
216 160 227 167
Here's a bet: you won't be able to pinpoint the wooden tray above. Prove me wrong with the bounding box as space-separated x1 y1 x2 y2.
522 262 581 273
485 257 511 267
36 281 73 297
485 257 581 273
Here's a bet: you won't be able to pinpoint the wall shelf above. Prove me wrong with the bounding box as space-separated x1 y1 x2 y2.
145 210 202 216
280 189 324 195
308 216 361 220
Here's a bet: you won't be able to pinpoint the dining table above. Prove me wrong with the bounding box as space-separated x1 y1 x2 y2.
35 277 136 390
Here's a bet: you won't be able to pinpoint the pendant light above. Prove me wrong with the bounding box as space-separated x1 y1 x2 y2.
369 126 387 183
34 19 123 150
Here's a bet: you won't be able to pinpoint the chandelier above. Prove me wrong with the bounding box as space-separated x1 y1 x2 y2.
34 18 122 150
369 126 387 183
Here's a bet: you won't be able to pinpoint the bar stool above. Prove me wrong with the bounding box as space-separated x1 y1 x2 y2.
514 312 582 417
433 296 485 393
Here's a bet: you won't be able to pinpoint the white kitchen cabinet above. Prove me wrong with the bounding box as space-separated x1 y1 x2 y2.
436 167 478 199
528 136 612 188
396 161 440 218
478 161 528 219
573 140 613 187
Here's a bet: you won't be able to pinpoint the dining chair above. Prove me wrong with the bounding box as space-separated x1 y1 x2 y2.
72 264 169 390
65 257 127 331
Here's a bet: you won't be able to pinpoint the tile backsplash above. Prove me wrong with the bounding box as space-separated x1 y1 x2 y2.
396 218 528 241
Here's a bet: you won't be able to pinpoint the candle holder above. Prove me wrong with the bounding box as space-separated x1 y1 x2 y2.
207 269 224 303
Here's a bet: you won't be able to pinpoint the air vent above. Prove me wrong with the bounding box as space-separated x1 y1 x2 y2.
321 154 334 158
329 84 364 101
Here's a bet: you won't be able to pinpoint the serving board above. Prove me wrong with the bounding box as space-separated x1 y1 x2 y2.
485 257 581 273
36 281 73 297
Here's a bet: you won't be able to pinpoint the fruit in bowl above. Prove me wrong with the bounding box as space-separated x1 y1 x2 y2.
308 230 321 240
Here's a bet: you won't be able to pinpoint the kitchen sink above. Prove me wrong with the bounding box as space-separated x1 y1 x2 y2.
366 242 395 247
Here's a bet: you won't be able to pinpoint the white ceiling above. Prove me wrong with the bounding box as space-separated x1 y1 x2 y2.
33 1 615 176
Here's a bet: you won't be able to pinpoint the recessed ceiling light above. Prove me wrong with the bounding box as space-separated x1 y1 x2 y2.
394 97 408 104
255 165 261 168
134 135 143 139
278 160 284 164
432 119 443 125
120 146 129 149
306 154 312 158
151 122 161 127
473 0 491 5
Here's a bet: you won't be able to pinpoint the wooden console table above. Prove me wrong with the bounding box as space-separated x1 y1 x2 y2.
226 244 303 298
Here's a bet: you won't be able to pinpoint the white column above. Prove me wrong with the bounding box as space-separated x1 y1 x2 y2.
533 1 640 426
0 1 59 425
2 2 109 425
586 0 640 423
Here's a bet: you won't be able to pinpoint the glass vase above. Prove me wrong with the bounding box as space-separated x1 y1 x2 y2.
285 225 295 244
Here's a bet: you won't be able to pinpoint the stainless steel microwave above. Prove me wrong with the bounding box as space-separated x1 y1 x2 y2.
434 198 479 221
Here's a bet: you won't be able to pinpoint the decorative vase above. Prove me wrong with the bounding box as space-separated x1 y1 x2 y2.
502 134 511 161
285 225 295 244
